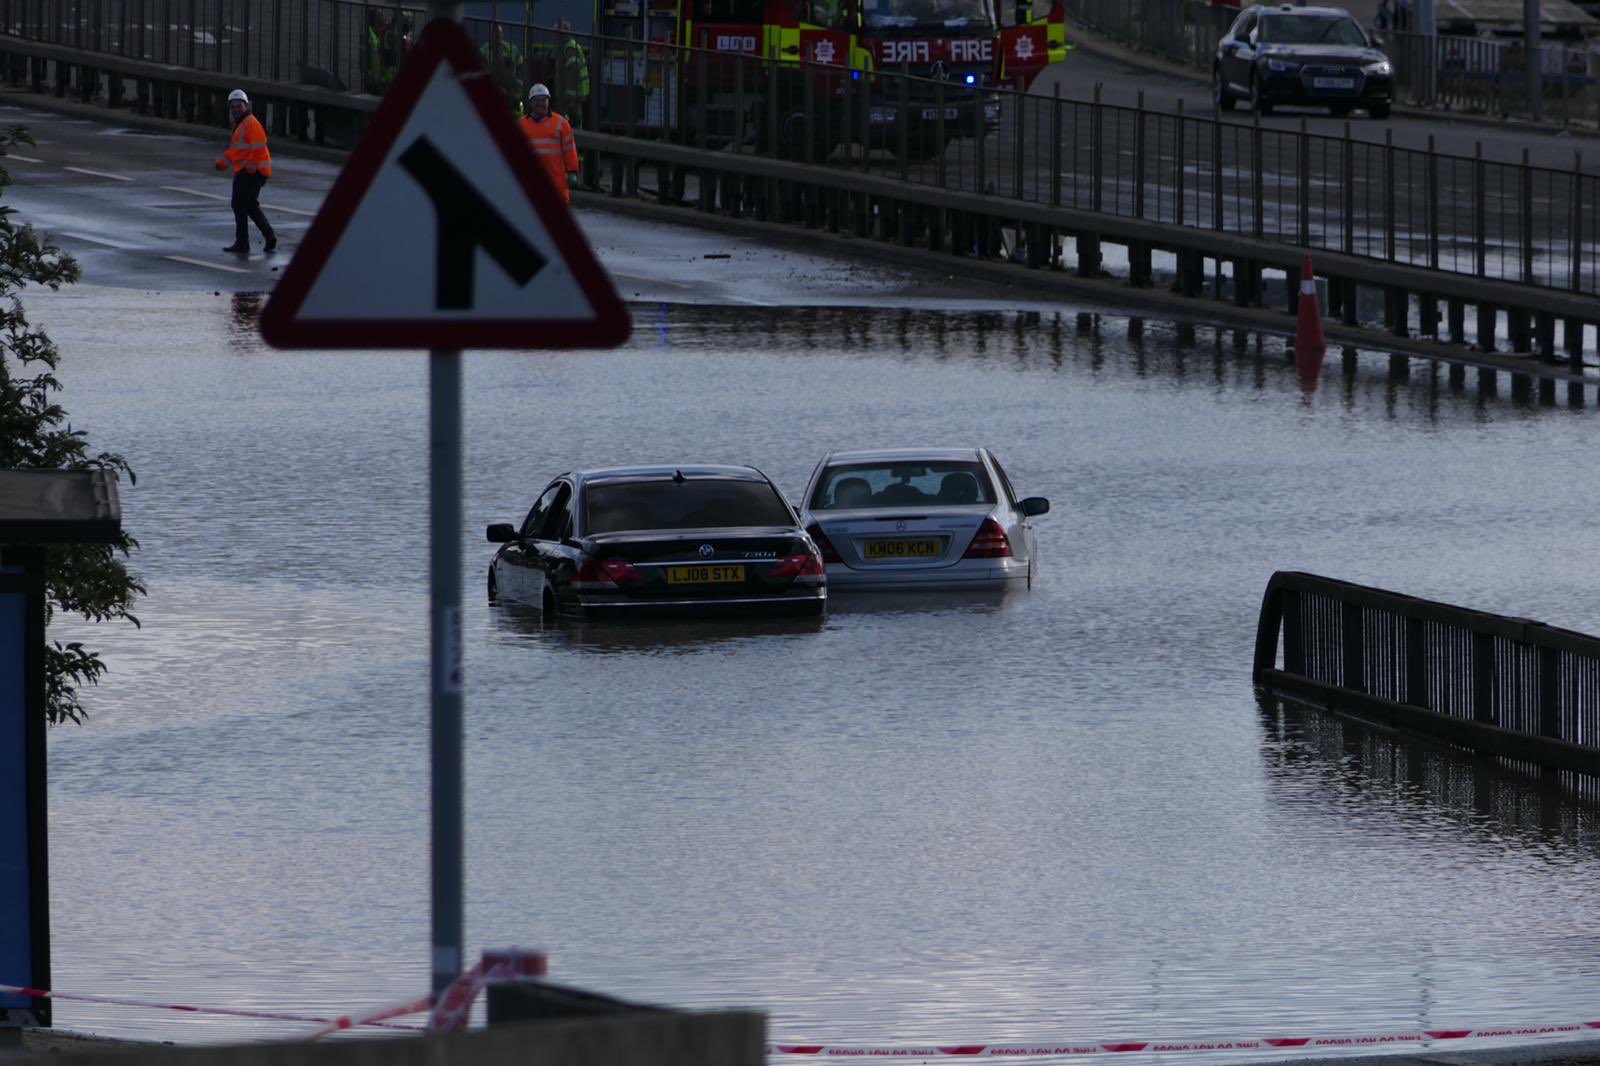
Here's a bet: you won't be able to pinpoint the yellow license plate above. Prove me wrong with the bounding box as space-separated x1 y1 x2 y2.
666 564 746 584
863 538 942 560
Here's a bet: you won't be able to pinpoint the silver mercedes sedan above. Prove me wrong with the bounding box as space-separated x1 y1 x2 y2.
799 447 1049 590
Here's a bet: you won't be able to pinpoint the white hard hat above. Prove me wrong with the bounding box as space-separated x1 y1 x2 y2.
228 89 250 104
527 83 550 100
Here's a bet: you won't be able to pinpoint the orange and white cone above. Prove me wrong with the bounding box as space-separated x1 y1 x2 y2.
1293 253 1326 393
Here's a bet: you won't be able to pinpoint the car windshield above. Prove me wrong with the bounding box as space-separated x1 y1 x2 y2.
1259 14 1369 45
811 461 996 509
586 479 794 533
861 0 994 31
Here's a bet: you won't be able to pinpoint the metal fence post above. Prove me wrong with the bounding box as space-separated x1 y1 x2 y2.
1341 120 1353 255
1427 134 1439 270
896 61 908 181
1520 146 1534 284
1341 602 1364 694
1012 85 1024 200
1050 82 1061 207
1571 150 1584 293
935 77 946 188
1472 632 1495 725
733 51 743 154
975 81 987 194
1405 616 1427 709
1296 116 1309 247
1211 105 1222 232
696 46 707 150
1251 109 1263 239
1091 81 1103 214
1474 140 1487 278
1133 89 1146 220
1383 127 1395 262
1174 97 1184 227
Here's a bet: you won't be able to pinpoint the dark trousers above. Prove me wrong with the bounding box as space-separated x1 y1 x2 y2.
230 170 275 246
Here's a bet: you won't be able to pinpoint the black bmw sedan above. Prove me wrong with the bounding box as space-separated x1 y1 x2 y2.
1214 5 1393 118
486 465 826 618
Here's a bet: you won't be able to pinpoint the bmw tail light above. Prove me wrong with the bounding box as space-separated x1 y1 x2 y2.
573 557 645 586
805 522 841 564
963 518 1013 558
768 551 826 580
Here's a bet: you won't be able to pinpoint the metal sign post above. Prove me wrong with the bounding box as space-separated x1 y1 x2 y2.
258 11 630 1005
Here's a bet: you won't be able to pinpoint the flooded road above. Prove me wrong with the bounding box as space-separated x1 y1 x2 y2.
27 280 1600 1060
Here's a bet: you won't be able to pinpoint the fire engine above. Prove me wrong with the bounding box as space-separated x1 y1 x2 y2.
588 0 1071 158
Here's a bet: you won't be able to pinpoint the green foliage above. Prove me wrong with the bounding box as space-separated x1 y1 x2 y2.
0 125 144 724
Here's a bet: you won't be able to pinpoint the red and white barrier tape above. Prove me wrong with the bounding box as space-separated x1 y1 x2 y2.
0 982 425 1032
426 947 549 1034
0 946 549 1040
768 1020 1600 1057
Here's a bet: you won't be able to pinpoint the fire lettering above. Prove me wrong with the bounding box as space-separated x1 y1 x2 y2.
714 33 757 51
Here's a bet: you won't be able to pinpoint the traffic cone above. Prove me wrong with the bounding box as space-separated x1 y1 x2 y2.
1293 253 1326 393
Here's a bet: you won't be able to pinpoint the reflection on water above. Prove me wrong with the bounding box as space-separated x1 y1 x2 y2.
1259 695 1600 849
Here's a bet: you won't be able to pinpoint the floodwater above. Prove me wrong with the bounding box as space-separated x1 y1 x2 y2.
25 286 1600 1062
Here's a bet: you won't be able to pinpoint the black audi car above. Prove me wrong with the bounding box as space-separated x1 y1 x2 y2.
486 465 826 618
1214 4 1393 118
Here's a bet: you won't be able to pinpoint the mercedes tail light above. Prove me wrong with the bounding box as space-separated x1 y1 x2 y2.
963 518 1012 558
804 523 841 564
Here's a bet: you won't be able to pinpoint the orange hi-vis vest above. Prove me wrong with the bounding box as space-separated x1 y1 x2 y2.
219 114 272 176
518 111 578 204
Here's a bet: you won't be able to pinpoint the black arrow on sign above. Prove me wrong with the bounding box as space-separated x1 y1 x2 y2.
397 136 547 311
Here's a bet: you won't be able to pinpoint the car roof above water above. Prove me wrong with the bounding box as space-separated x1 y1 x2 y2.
821 447 985 465
575 464 770 486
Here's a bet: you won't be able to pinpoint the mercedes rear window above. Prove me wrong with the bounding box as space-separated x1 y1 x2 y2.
585 479 794 533
810 461 996 509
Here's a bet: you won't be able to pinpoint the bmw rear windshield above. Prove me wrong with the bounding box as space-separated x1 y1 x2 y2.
585 479 795 534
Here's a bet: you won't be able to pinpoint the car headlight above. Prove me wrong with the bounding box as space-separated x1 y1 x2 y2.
1266 57 1300 72
1363 59 1392 75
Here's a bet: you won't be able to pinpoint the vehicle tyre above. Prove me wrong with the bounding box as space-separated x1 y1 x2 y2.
1213 67 1236 112
1250 73 1273 115
487 566 498 603
542 588 556 618
1369 100 1391 119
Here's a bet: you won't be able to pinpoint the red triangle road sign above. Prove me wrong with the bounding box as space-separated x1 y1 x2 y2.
259 19 631 350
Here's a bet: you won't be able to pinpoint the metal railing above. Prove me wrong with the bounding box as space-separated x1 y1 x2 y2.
3 0 1600 305
1255 571 1600 777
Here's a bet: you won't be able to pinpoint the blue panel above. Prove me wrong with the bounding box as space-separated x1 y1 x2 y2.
0 591 31 1008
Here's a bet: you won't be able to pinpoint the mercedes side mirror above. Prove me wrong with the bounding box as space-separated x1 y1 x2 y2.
486 522 517 542
1370 32 1385 47
1020 497 1050 517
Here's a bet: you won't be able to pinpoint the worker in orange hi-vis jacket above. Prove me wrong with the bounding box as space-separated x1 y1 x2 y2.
215 89 276 253
518 83 579 206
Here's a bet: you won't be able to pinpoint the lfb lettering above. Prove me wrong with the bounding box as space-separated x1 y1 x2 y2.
881 39 930 63
946 37 991 62
715 33 756 51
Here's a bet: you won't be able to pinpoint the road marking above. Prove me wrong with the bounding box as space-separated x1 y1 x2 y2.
6 154 42 163
63 166 133 181
163 255 250 274
59 232 137 249
161 184 317 215
609 270 692 290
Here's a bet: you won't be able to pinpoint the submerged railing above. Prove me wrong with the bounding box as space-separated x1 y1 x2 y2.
1254 571 1600 777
